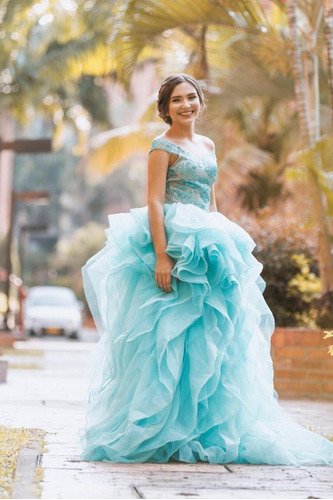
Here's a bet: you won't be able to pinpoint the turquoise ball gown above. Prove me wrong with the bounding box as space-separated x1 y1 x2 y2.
80 137 333 465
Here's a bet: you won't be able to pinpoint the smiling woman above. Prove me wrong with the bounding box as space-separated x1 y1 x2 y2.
80 74 333 466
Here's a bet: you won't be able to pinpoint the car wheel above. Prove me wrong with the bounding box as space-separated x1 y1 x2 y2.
69 331 78 340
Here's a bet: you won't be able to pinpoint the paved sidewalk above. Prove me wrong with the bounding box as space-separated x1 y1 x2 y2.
0 336 332 499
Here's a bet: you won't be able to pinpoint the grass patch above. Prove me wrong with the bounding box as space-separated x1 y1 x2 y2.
8 363 43 370
2 349 43 357
0 426 47 499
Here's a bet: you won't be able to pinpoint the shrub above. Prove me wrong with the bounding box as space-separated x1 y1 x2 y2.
230 207 320 327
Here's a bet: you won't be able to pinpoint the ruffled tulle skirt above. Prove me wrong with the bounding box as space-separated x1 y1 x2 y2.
80 202 333 465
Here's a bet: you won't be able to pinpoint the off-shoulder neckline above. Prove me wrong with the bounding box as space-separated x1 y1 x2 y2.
153 137 215 160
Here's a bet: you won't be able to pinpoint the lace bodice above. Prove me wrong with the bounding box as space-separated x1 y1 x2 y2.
149 137 218 212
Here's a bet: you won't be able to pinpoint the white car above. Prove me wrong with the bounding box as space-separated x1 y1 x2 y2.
24 286 83 339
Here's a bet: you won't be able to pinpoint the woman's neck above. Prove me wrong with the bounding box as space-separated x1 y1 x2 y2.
166 123 196 142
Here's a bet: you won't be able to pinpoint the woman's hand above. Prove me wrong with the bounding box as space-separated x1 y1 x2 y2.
155 253 175 293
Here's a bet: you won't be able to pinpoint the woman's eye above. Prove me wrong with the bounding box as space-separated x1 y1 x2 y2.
171 95 196 103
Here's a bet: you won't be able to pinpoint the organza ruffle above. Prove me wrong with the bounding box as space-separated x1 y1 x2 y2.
80 203 333 465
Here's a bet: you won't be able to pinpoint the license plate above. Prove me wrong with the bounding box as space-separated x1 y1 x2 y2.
45 327 61 334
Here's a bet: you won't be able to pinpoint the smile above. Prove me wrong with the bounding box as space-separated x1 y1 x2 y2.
179 111 194 116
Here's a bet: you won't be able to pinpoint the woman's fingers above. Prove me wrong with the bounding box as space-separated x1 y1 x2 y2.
155 271 172 293
163 279 172 293
160 278 171 293
154 255 176 293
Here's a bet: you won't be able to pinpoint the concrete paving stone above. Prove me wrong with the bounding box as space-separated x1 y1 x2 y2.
138 488 319 499
40 466 333 499
41 469 135 499
11 443 42 499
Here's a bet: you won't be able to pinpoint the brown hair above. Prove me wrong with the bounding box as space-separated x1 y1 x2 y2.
157 74 205 125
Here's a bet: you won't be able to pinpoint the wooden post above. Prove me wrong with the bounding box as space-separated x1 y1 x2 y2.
0 138 52 332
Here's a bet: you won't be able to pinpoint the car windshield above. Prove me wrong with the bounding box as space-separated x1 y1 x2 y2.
28 293 77 307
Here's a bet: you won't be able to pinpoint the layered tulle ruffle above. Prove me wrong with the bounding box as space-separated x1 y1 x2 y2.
80 203 333 465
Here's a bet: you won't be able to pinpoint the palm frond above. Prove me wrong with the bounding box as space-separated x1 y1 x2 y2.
284 167 309 182
39 39 117 81
83 122 166 180
218 142 283 210
316 171 333 210
108 0 273 84
293 135 333 172
208 58 293 114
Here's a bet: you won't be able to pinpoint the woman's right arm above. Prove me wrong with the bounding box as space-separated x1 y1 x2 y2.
147 148 175 293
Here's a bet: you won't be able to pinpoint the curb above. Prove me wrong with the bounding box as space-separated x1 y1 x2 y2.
12 439 44 499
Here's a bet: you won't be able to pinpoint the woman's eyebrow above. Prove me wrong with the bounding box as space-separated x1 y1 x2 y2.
171 93 197 99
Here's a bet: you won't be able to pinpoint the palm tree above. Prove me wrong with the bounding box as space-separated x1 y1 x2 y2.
286 0 333 302
324 0 333 125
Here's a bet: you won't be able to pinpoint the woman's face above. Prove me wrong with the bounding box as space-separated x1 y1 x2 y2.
167 81 201 125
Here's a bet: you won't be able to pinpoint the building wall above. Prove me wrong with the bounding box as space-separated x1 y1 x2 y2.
271 328 333 400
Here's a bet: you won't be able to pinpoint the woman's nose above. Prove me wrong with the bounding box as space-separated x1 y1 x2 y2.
181 100 191 108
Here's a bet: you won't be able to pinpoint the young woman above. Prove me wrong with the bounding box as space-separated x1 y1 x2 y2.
80 74 333 465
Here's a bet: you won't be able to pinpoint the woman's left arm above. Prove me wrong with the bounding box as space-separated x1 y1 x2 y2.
203 136 217 212
209 184 218 212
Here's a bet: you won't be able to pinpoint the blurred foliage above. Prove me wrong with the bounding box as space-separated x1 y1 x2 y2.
287 254 321 301
7 143 99 298
286 135 333 220
49 221 106 304
316 291 333 329
323 330 333 356
218 97 298 211
232 208 321 327
0 0 116 155
78 76 111 125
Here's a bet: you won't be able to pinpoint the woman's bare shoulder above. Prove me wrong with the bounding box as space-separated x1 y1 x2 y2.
152 133 168 141
196 134 215 152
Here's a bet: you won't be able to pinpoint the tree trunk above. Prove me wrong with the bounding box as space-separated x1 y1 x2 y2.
324 0 333 128
187 25 209 81
286 0 312 147
308 170 333 293
286 0 333 295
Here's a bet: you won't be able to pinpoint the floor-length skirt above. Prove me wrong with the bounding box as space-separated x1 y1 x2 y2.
80 202 333 465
